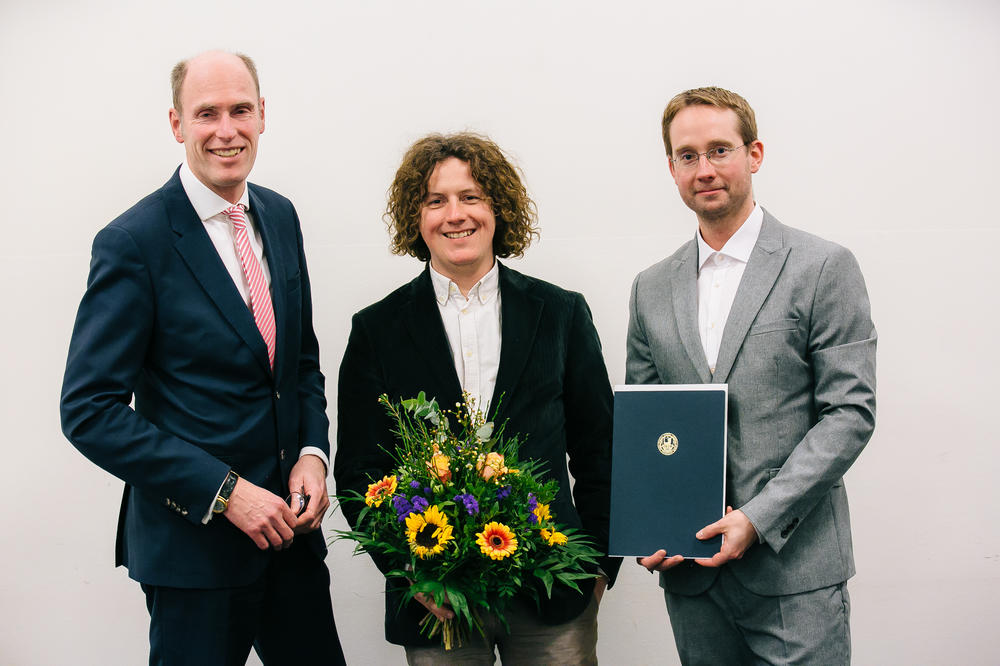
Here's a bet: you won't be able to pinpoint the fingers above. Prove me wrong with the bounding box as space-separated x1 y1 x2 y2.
414 591 455 621
225 478 298 550
636 550 684 572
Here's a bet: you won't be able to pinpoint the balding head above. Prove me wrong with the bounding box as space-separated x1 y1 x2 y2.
171 51 259 113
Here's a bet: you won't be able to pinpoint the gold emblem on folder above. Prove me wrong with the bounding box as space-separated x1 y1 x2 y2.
657 432 679 456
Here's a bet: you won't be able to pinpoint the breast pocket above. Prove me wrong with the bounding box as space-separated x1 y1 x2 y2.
747 317 799 336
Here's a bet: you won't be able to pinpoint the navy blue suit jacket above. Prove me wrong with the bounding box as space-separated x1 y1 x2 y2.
334 264 621 646
61 168 329 588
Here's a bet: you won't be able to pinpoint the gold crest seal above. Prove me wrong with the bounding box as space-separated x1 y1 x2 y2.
657 432 679 456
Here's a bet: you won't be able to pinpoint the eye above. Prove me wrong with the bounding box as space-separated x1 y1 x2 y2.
424 196 444 208
710 146 730 157
462 194 481 203
677 152 697 163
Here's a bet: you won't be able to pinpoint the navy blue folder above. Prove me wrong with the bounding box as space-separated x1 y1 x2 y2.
609 385 727 558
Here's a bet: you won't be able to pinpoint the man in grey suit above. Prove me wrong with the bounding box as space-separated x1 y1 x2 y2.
629 87 876 664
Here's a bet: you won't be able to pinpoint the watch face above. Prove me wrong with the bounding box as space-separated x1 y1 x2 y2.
213 498 226 514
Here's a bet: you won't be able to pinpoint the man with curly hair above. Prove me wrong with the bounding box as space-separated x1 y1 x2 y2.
334 132 621 664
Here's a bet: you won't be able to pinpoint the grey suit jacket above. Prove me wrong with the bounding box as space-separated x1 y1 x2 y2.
626 209 876 597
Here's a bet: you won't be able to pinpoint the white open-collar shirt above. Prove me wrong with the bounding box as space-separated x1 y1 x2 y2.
696 203 764 374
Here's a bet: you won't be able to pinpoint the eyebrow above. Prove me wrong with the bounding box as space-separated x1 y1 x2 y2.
192 101 256 114
675 139 738 153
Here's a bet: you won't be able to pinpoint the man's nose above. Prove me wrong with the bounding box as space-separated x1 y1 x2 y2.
444 198 463 221
695 153 717 178
216 114 237 140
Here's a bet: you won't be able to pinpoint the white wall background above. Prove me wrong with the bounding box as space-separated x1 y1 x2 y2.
1 0 997 663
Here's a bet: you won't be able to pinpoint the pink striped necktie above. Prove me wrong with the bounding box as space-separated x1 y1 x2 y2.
225 204 276 370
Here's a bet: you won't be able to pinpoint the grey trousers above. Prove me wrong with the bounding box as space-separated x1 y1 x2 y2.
405 594 599 666
665 567 851 666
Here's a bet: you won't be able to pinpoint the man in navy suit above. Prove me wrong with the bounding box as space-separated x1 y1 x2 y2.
60 51 345 665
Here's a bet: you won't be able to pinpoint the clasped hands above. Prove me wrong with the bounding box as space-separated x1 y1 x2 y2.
222 454 330 550
637 507 757 573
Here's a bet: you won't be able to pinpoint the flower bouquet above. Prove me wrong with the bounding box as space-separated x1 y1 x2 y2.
334 392 601 649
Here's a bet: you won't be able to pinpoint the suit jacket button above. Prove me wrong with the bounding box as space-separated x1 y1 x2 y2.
280 449 286 460
275 391 281 400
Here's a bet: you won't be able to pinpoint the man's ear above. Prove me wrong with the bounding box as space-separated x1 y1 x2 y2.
748 139 764 174
258 97 265 135
169 108 184 144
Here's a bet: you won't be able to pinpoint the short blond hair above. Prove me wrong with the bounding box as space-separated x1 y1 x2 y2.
661 86 757 157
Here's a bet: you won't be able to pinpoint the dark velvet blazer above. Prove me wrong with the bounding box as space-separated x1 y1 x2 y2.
334 263 621 646
60 168 329 588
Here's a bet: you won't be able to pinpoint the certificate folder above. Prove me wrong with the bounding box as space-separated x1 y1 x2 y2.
609 385 727 558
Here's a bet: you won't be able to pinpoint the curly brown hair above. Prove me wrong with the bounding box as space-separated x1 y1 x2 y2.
386 133 539 261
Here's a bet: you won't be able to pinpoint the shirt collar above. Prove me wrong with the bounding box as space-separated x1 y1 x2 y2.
429 260 499 306
179 162 251 222
697 203 763 271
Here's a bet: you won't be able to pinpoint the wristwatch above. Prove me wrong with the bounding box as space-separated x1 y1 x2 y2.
212 470 240 514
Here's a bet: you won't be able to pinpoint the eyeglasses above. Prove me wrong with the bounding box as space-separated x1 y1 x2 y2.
670 144 748 170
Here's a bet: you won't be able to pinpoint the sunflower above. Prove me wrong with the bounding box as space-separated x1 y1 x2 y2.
533 502 552 523
365 475 398 507
476 522 518 560
539 527 568 546
405 505 454 558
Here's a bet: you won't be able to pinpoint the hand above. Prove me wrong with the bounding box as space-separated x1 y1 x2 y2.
412 588 454 621
223 477 297 550
288 454 330 534
694 506 758 568
593 575 608 603
636 549 685 573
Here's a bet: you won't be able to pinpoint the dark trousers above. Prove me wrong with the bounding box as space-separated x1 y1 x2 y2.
141 541 345 666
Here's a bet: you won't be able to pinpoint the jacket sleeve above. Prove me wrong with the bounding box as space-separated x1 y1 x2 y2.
563 293 623 585
739 245 877 552
60 225 229 524
291 210 330 459
333 312 398 573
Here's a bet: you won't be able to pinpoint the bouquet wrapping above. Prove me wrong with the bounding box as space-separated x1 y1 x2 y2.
334 392 600 649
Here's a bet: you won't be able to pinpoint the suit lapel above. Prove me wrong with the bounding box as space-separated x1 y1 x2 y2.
712 211 789 383
672 240 713 383
250 186 284 378
401 268 464 399
165 172 272 375
489 264 543 421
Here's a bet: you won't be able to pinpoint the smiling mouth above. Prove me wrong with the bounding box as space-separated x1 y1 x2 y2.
444 230 475 239
210 147 243 158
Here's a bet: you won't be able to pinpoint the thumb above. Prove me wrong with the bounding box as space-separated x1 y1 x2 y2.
696 518 724 541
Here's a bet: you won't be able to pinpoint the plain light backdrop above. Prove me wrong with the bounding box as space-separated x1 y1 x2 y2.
2 1 997 663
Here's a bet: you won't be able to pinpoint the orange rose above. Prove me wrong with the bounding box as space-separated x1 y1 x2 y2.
427 453 452 483
477 452 508 481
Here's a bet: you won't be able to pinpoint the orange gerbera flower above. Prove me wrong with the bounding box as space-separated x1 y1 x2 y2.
476 522 518 560
365 475 397 507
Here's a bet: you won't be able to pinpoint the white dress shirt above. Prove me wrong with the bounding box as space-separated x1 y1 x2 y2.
178 164 328 521
696 204 764 374
429 262 502 415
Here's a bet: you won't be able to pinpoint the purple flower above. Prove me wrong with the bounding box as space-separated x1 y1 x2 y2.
527 493 538 524
424 487 432 495
453 493 480 516
411 496 430 513
391 495 413 522
495 485 512 502
409 480 422 489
